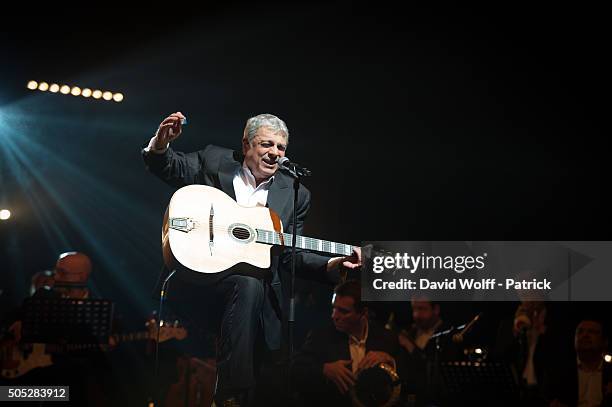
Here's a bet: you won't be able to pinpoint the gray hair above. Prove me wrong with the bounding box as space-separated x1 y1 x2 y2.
243 113 289 145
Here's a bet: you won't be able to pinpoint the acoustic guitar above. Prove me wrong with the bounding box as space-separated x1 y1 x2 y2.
162 185 357 281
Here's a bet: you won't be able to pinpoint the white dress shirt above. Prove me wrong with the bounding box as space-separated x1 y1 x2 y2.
349 321 369 374
233 162 273 207
577 358 603 407
522 329 540 386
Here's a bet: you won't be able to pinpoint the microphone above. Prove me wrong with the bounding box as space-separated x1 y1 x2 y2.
276 157 312 176
452 312 483 343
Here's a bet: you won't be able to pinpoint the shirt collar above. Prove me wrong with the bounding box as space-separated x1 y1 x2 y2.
349 319 369 346
241 162 274 188
577 356 604 372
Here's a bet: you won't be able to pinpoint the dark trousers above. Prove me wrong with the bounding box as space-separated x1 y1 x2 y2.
215 275 265 396
168 275 265 400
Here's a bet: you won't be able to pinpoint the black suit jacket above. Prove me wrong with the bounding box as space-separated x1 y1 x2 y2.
291 320 399 406
544 357 612 407
142 144 332 349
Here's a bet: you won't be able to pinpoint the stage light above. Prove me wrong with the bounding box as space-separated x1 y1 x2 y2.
605 354 612 363
0 209 11 220
24 80 125 103
474 348 483 354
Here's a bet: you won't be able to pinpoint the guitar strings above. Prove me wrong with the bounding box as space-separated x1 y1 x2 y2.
173 224 354 247
170 223 355 253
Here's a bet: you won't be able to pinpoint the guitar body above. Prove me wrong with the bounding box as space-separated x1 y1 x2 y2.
162 185 283 280
1 343 52 379
0 322 186 379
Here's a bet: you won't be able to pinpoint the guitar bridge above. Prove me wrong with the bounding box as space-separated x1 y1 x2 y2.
209 205 214 255
169 217 195 233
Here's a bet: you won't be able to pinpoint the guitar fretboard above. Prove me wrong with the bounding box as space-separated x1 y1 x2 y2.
42 331 151 353
114 332 150 343
256 229 354 256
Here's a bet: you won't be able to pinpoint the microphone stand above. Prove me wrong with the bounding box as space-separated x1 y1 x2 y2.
279 162 311 401
428 326 454 403
150 268 176 407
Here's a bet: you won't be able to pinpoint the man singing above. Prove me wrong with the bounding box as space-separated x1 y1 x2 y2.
142 112 361 406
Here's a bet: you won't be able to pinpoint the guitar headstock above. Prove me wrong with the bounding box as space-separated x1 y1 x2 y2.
145 318 188 343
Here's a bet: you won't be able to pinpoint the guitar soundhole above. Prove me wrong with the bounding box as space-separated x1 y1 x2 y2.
228 223 255 243
230 225 253 242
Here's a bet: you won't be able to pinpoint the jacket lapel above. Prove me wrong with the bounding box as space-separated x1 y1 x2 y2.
330 328 351 361
218 155 241 201
266 172 289 221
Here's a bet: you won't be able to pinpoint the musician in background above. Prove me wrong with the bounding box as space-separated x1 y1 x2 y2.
398 298 444 355
493 301 570 406
5 251 93 343
397 297 454 405
29 270 55 297
291 280 398 406
1 251 107 405
142 112 361 406
52 251 92 299
545 319 611 407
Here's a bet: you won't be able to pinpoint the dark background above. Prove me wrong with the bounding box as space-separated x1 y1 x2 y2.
0 2 609 373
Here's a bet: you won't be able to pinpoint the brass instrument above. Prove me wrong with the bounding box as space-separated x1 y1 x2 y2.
350 363 401 407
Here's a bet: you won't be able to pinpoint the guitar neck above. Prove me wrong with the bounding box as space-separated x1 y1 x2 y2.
256 229 355 256
113 331 151 343
43 331 151 353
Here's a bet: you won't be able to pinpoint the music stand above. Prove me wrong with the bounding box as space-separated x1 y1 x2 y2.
21 297 114 345
438 361 518 405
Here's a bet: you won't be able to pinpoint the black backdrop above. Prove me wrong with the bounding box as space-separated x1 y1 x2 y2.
0 3 609 352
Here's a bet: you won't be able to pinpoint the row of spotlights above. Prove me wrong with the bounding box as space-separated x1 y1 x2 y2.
27 81 123 102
